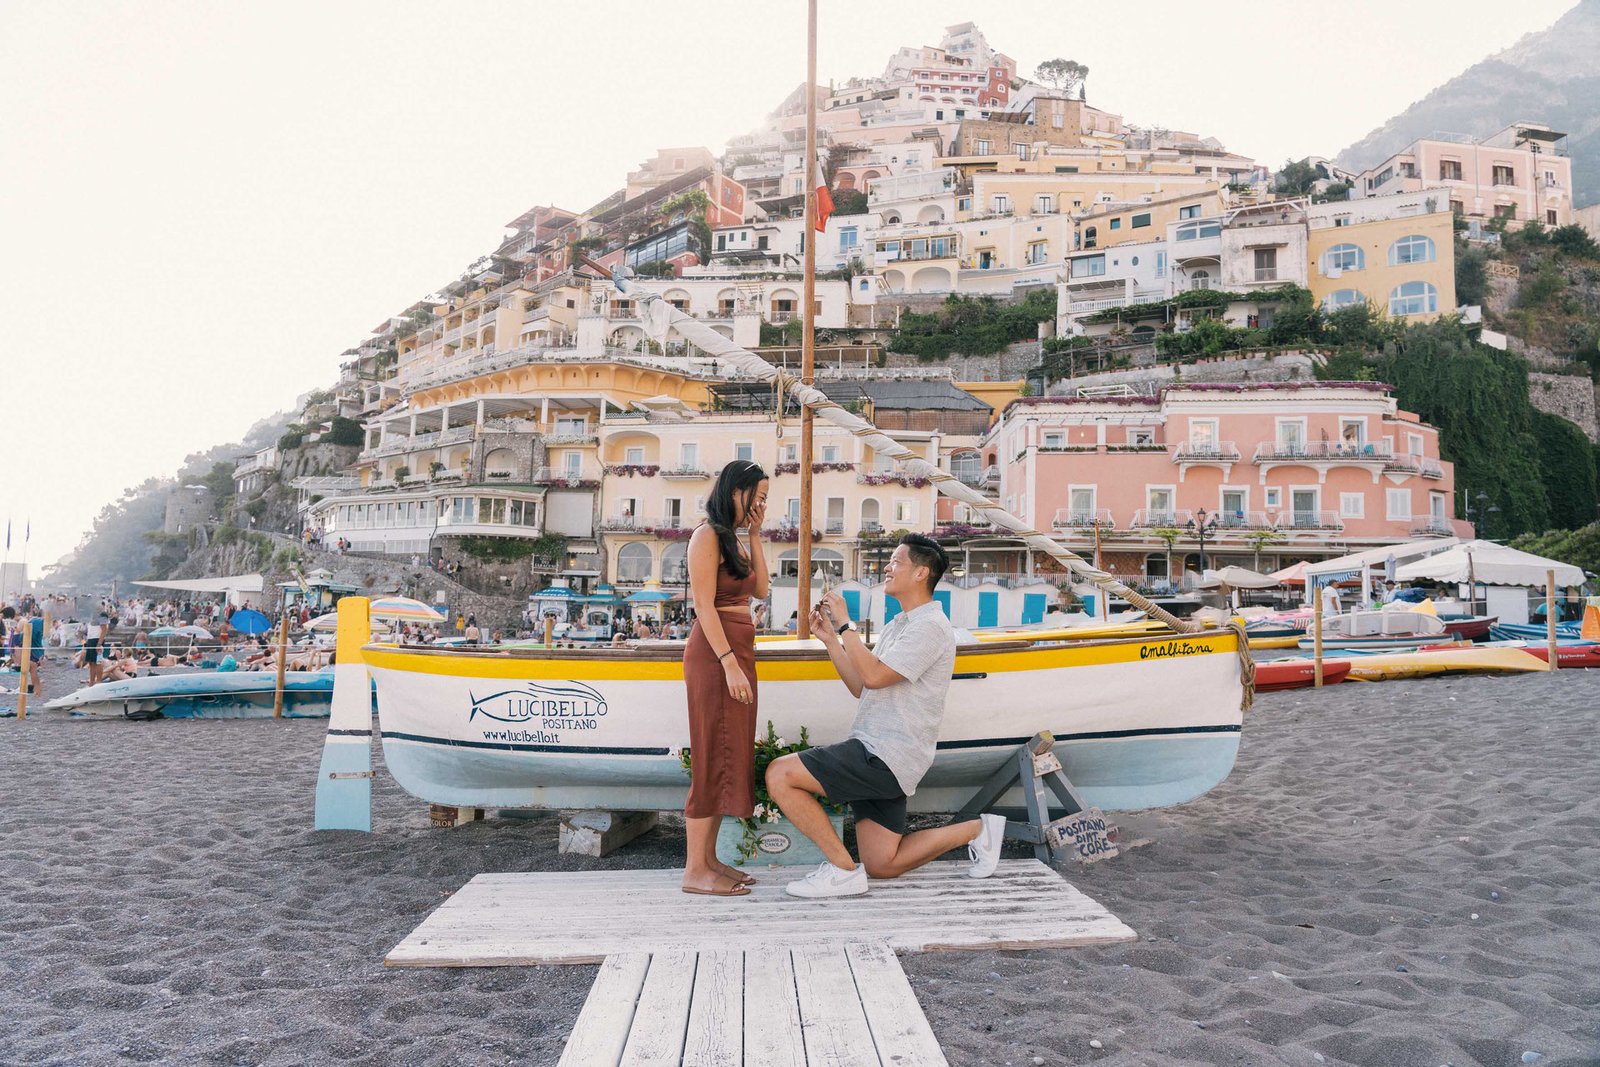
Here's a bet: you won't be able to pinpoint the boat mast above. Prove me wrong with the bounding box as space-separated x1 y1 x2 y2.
797 0 818 639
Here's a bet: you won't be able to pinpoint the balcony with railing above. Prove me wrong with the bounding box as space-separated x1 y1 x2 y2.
825 519 846 535
1130 509 1194 529
1172 441 1241 464
1409 518 1454 537
532 465 600 486
1420 457 1444 479
980 464 1001 487
661 466 710 480
1051 508 1115 530
1275 510 1345 531
1213 511 1274 531
1253 440 1394 464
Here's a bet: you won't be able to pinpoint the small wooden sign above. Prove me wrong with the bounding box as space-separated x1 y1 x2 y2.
1031 751 1063 778
1047 807 1119 864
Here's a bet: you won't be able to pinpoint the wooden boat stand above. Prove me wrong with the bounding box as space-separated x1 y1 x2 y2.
953 731 1131 864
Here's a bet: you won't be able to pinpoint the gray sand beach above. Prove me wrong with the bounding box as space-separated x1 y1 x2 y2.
2 660 1597 1066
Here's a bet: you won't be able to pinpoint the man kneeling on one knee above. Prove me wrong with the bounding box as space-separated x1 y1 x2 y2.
766 534 1005 898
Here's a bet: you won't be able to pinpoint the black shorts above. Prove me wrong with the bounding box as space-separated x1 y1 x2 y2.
83 637 100 663
799 739 908 835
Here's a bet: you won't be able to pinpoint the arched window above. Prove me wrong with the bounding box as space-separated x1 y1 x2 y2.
1322 289 1366 311
860 498 881 532
1322 243 1364 274
1387 234 1435 265
1190 269 1212 291
660 542 688 585
1131 324 1156 341
778 548 844 579
1083 226 1098 249
949 451 982 484
1388 280 1438 317
617 542 654 582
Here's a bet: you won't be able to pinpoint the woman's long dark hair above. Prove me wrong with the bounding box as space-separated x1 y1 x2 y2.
705 460 767 579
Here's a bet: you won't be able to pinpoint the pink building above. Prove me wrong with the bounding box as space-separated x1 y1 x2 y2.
1356 123 1572 229
981 382 1470 586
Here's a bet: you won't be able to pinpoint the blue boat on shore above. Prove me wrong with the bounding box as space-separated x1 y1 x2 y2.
42 670 371 719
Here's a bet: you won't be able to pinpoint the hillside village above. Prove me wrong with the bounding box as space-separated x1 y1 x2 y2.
46 21 1600 625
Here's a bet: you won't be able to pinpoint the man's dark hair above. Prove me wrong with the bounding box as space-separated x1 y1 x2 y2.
899 533 948 592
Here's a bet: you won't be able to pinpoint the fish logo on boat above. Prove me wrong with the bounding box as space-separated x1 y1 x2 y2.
468 682 609 724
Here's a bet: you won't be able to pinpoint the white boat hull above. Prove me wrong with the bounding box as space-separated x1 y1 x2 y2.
365 631 1246 814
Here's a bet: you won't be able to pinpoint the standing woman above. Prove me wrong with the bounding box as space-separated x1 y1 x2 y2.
681 460 769 896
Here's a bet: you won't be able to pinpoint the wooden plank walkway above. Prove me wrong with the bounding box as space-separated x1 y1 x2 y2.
386 859 1136 967
557 941 947 1067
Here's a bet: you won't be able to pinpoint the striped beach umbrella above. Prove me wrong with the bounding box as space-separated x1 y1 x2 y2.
367 596 446 623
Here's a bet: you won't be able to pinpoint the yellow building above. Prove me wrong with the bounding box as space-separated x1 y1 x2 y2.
1305 190 1457 321
964 171 1224 226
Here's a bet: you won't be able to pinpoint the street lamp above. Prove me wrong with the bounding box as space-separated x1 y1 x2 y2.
1186 507 1220 572
1462 491 1499 538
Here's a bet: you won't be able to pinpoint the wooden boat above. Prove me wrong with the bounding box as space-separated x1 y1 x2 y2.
1437 614 1497 641
1523 644 1600 668
1254 658 1350 691
42 669 362 719
1485 642 1600 668
361 624 1247 815
1248 635 1303 650
1296 610 1448 651
1340 646 1547 681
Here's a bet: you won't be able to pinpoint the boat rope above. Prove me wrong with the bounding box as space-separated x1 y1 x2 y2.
615 273 1254 710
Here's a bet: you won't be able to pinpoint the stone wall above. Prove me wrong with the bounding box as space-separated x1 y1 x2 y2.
1528 372 1600 442
1045 350 1324 396
881 339 1043 381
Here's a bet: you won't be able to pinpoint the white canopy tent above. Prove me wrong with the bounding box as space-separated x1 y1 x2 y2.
1396 540 1585 624
1302 539 1457 578
1300 538 1459 604
1395 540 1584 588
131 574 264 605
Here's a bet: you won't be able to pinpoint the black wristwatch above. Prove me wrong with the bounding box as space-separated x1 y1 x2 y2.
835 620 854 635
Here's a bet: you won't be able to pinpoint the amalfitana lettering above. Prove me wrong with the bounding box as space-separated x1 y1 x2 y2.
469 682 608 724
1139 640 1206 660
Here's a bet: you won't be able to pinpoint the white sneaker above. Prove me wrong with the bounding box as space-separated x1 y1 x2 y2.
967 813 1007 879
784 860 869 898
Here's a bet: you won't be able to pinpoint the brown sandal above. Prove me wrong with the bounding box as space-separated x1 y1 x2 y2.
682 872 751 897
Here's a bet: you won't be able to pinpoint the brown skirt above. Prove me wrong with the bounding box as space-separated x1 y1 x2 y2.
682 614 757 818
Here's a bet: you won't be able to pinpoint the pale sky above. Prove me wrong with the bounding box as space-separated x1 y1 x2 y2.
0 0 1577 573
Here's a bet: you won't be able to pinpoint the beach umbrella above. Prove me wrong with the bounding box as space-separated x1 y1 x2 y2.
147 625 180 655
368 596 446 623
1207 566 1279 591
177 625 213 640
1270 561 1310 585
306 613 391 633
228 609 272 635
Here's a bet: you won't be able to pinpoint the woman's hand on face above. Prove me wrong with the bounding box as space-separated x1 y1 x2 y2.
723 660 753 704
745 495 767 532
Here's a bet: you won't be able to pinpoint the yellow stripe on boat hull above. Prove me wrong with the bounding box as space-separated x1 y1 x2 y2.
363 629 1240 683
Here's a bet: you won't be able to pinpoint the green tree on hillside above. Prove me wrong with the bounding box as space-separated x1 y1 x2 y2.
1033 59 1088 97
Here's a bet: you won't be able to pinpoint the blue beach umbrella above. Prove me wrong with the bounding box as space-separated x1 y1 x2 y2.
229 609 272 635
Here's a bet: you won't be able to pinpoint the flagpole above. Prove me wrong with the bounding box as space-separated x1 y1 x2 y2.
797 0 818 640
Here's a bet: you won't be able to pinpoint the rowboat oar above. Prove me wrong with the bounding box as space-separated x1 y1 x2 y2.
609 267 1253 701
